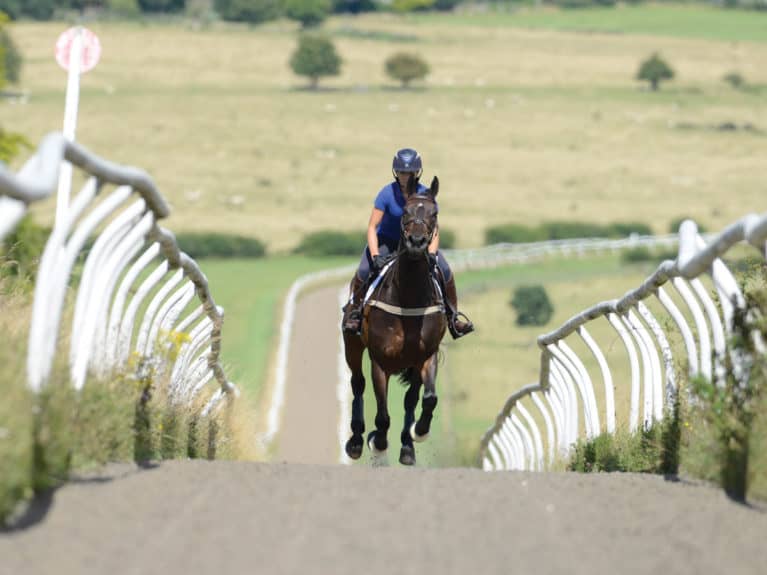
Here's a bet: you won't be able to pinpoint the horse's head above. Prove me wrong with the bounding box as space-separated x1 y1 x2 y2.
400 175 439 259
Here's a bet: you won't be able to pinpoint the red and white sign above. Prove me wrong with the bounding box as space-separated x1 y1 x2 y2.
55 27 101 74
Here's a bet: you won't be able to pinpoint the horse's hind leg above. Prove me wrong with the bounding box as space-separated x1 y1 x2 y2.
367 360 390 456
344 333 365 460
399 372 422 466
412 354 439 443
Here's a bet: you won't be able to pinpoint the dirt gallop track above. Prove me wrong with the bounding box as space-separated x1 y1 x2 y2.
2 461 766 575
4 286 767 574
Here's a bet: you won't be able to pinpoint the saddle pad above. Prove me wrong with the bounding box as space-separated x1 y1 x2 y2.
361 261 443 307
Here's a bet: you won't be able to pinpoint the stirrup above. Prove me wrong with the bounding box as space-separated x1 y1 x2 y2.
448 311 474 340
343 307 362 335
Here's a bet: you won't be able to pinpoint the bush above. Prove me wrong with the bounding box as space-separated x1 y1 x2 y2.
437 227 455 250
283 0 330 27
723 71 745 89
385 52 430 88
290 33 341 89
0 2 20 18
510 285 553 327
689 283 767 501
109 0 141 16
636 52 674 91
1 215 49 279
331 0 375 13
215 0 281 22
391 0 433 11
10 0 56 19
540 221 610 240
0 25 20 84
293 230 363 257
174 232 266 259
485 223 546 245
485 220 653 245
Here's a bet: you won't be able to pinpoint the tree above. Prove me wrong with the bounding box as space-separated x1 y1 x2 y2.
385 52 429 88
215 0 281 23
636 53 674 92
290 33 341 89
510 285 554 327
138 0 185 11
283 0 330 27
0 1 20 19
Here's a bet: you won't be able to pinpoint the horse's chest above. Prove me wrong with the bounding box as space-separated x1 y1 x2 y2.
366 315 437 359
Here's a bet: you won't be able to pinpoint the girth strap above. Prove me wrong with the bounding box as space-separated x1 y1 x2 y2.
367 299 444 317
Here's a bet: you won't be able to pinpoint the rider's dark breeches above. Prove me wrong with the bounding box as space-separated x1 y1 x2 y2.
355 235 453 283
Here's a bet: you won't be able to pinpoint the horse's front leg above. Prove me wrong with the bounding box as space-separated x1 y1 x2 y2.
412 354 439 442
399 369 422 466
344 333 366 460
367 360 390 456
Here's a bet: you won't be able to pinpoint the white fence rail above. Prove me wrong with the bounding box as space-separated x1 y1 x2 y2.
479 213 767 471
0 132 237 415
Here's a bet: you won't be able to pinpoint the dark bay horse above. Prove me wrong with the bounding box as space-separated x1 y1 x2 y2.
342 175 447 466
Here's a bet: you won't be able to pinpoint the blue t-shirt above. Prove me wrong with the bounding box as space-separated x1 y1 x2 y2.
374 181 434 241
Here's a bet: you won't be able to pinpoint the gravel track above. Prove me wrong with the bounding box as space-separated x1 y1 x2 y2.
3 285 765 574
2 461 765 575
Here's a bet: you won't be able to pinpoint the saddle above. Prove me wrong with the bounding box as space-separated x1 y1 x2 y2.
361 256 466 339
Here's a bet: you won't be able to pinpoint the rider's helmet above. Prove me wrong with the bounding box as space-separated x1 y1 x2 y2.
392 148 423 181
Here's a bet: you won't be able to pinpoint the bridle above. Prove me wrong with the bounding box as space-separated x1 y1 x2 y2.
400 199 436 249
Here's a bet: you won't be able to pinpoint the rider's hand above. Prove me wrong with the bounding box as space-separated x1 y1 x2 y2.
372 255 387 273
428 252 438 268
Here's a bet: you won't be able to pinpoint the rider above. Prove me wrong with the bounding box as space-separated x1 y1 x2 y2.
341 148 474 339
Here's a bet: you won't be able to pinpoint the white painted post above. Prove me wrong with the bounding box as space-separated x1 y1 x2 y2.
55 29 83 228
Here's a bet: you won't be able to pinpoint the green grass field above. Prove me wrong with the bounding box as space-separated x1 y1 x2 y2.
414 5 767 43
200 255 354 400
3 5 766 253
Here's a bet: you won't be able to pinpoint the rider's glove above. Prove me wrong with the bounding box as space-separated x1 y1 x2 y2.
427 252 438 268
372 255 388 273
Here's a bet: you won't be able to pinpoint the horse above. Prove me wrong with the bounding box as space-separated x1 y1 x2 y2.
342 175 447 466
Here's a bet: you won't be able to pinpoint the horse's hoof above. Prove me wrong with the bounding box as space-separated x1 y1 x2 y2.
367 431 387 454
410 422 429 443
345 436 363 460
399 445 416 466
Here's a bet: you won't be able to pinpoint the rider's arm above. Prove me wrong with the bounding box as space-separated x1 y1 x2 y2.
367 208 384 257
428 224 440 254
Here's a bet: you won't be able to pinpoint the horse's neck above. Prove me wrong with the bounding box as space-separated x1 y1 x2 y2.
391 256 433 307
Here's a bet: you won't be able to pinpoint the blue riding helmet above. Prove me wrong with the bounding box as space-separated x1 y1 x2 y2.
392 148 422 179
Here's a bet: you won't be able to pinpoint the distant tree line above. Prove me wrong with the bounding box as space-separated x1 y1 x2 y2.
0 0 461 22
2 0 764 22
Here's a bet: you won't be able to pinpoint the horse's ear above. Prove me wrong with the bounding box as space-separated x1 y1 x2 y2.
430 176 439 198
406 173 417 197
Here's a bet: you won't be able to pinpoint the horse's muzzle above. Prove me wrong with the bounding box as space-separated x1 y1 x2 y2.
403 233 429 257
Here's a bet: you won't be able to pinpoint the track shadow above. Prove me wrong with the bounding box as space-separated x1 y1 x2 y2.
1 462 161 533
0 489 56 533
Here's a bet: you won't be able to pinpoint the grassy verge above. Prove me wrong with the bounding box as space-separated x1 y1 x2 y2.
0 272 253 526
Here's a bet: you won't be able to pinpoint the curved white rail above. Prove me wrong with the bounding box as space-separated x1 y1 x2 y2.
0 132 237 416
480 214 767 471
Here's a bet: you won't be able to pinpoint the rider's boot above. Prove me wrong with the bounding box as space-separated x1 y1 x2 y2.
444 275 474 339
342 275 367 334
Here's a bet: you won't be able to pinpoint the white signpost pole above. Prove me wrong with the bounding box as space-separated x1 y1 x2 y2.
55 27 84 228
